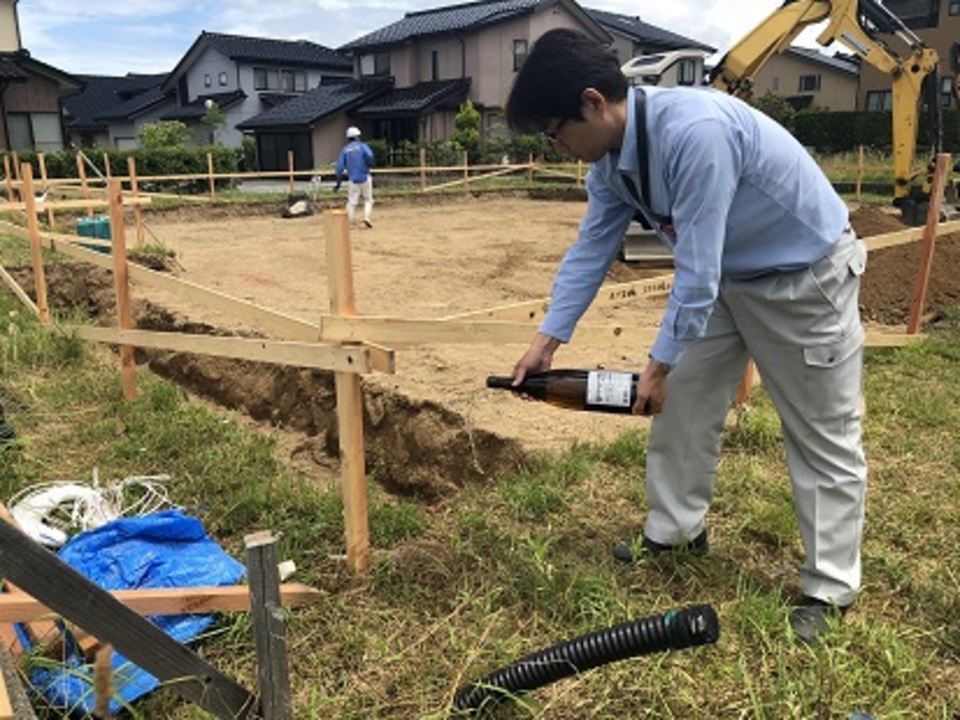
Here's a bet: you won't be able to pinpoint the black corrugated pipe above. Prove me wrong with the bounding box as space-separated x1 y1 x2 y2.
449 604 720 717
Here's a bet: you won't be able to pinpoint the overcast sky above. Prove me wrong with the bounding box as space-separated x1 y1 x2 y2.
16 0 825 77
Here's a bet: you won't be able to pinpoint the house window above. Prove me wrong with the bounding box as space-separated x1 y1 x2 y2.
866 90 893 111
218 71 228 86
798 74 821 92
432 50 439 81
6 113 32 151
275 70 308 92
941 76 954 107
513 39 528 72
254 68 280 90
6 112 64 152
952 0 960 14
204 74 212 88
359 52 390 77
678 59 697 86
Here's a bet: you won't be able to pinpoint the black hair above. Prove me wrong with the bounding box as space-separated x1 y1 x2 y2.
505 28 628 134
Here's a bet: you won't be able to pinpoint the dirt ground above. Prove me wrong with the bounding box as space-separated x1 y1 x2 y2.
19 193 960 498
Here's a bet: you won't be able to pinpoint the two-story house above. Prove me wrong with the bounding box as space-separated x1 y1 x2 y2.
586 7 715 87
751 47 860 111
159 32 353 149
858 0 960 111
239 0 716 171
0 0 82 153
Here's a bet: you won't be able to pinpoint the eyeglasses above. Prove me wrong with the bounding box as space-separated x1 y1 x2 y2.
541 117 568 143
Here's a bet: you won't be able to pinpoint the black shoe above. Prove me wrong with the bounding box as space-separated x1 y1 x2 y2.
789 596 849 645
613 529 708 563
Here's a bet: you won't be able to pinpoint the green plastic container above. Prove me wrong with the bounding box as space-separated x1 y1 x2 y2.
75 215 112 252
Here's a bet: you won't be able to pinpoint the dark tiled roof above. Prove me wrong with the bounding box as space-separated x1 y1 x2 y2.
787 46 859 75
0 56 28 82
585 8 715 53
340 0 540 51
98 85 173 122
237 80 391 130
353 79 471 117
161 90 247 121
200 32 351 70
0 50 81 89
64 74 168 130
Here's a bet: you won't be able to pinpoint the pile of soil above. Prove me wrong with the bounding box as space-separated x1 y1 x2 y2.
9 198 958 498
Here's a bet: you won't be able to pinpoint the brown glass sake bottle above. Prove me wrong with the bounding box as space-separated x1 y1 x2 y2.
486 369 640 414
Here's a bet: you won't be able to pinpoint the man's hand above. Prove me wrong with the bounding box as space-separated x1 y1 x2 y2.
634 357 670 415
512 333 562 386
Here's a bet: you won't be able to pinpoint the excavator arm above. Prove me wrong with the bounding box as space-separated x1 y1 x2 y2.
709 0 941 221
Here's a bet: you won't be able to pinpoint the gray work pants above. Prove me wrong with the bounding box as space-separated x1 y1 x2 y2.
644 228 867 606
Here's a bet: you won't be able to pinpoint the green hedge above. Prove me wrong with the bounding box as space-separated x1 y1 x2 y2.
2 146 241 193
795 108 960 154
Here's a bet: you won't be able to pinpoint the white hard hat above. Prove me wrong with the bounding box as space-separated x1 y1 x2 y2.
346 126 361 138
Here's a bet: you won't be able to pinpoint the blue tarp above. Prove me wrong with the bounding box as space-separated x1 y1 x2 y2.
20 510 244 716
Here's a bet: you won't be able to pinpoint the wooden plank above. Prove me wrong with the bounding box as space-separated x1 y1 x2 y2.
0 265 40 317
318 314 660 347
0 197 152 213
0 659 15 720
325 210 370 575
69 326 392 374
108 178 138 400
908 153 950 333
0 583 322 623
21 165 50 324
0 520 257 720
245 532 291 720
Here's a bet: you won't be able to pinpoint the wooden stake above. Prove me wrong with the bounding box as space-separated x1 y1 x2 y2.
37 153 55 229
324 210 370 574
107 178 137 400
245 532 292 720
463 150 469 191
856 145 864 201
287 150 295 194
420 147 427 192
733 361 757 406
76 152 93 217
207 152 216 201
2 155 12 202
127 156 144 247
907 152 950 334
20 164 50 324
102 153 112 180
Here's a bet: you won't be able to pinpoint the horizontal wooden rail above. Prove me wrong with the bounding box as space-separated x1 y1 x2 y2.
72 326 394 374
0 583 321 623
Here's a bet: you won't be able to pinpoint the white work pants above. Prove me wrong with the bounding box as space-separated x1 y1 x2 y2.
346 178 373 223
644 228 867 606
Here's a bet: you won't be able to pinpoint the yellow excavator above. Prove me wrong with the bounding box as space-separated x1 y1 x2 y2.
709 0 945 225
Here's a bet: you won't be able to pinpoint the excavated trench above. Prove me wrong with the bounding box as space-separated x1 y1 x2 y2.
8 263 528 501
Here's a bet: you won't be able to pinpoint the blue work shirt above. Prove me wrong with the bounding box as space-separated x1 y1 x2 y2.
335 140 374 183
539 86 848 367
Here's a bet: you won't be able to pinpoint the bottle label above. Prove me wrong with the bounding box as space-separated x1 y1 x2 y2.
586 371 633 408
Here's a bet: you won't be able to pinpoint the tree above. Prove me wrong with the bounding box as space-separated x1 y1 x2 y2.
452 99 482 162
750 92 796 132
138 121 191 150
200 100 227 145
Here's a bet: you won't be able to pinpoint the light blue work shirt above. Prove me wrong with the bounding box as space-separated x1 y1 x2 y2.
335 140 374 183
539 86 849 367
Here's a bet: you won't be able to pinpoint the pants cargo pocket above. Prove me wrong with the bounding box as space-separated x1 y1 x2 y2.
803 325 865 421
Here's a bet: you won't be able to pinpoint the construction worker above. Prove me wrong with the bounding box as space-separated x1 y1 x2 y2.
334 126 375 228
504 28 867 646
